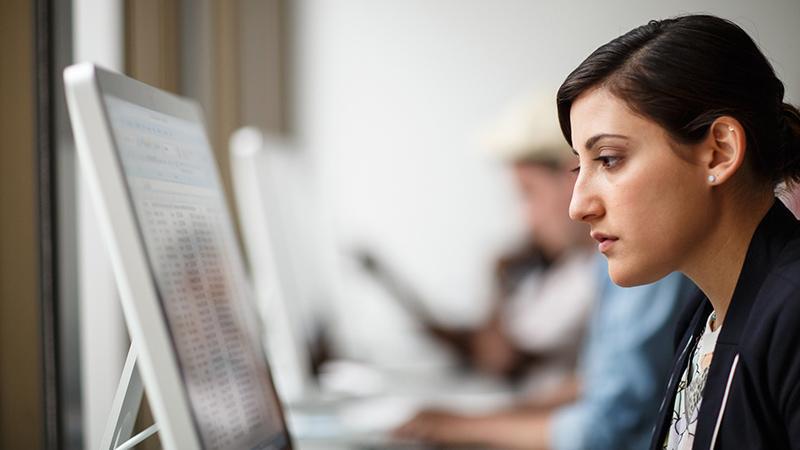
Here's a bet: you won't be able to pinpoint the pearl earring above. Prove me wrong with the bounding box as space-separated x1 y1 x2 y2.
728 126 734 132
708 175 717 183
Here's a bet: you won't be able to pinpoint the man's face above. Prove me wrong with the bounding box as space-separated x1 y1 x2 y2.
513 161 585 258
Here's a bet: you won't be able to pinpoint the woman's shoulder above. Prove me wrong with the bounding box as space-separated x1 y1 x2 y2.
763 225 800 301
741 235 800 357
755 203 800 291
773 221 800 274
744 248 800 413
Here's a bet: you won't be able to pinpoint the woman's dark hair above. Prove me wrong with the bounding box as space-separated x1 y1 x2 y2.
557 14 800 186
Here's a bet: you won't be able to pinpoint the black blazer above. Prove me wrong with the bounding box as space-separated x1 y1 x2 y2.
649 200 800 450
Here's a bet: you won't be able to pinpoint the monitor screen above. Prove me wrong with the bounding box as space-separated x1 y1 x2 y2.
103 94 289 450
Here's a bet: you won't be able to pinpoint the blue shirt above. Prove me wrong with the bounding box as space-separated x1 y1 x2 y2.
551 256 690 450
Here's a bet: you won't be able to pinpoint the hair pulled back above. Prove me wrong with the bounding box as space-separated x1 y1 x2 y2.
557 14 800 187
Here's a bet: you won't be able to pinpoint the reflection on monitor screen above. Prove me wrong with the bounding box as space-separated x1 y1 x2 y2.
104 95 288 450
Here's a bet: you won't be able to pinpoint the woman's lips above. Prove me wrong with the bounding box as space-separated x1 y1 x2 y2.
591 232 619 253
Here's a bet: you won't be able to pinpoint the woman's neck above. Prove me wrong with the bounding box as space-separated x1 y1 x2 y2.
683 192 775 330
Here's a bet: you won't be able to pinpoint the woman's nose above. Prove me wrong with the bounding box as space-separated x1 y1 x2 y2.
569 174 602 223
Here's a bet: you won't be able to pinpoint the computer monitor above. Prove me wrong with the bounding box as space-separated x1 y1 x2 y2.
229 128 319 404
64 63 292 450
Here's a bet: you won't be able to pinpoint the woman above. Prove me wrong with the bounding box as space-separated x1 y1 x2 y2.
559 14 800 450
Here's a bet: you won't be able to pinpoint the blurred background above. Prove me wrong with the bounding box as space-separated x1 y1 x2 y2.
1 0 799 449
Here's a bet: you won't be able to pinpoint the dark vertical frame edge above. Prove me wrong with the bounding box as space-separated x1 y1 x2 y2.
34 0 61 448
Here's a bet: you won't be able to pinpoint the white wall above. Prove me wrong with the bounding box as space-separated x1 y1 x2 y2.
73 0 126 448
289 0 800 365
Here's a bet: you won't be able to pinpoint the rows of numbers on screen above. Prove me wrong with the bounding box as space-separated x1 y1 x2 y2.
143 196 274 448
105 95 286 449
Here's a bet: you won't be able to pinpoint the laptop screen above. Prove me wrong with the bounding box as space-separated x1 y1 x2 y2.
103 93 290 450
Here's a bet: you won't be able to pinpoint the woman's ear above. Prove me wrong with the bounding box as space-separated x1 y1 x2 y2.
702 116 746 186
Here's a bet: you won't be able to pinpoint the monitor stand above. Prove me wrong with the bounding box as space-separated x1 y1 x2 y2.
101 344 160 450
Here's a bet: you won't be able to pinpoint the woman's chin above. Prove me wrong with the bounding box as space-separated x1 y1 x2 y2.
608 262 667 287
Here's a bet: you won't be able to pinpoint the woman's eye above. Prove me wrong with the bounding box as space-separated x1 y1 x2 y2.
570 165 581 174
595 155 621 169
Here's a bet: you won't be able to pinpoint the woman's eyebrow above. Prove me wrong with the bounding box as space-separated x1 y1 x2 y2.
583 133 629 151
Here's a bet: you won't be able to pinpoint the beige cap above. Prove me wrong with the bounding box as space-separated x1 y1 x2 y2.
481 87 572 165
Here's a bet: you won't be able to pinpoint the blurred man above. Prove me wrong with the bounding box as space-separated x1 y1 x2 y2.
463 90 599 396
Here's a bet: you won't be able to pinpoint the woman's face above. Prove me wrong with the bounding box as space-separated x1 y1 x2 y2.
569 87 714 286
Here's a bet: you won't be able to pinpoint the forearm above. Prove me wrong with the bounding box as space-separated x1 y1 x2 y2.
515 376 581 412
394 408 554 450
467 412 553 450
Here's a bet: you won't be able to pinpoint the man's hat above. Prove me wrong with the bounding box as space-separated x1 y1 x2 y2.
481 88 572 166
